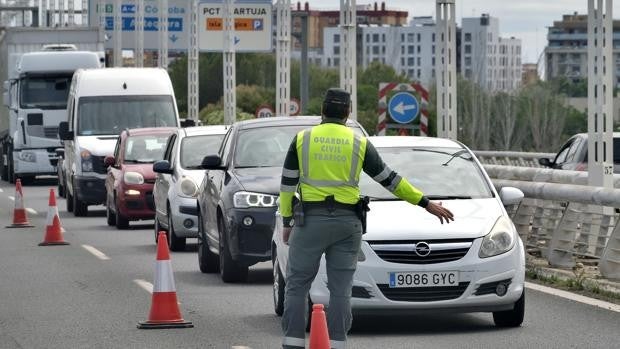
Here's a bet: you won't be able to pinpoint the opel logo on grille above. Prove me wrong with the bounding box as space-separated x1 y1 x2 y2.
414 242 431 257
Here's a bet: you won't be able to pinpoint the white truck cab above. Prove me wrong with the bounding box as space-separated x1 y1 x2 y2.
58 68 180 216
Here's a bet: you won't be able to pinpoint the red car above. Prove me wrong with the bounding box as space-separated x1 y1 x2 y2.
105 127 175 229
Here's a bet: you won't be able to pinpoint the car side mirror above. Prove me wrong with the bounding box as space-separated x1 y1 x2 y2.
201 155 224 170
499 187 524 206
153 160 174 174
538 157 552 167
58 122 73 141
104 156 116 168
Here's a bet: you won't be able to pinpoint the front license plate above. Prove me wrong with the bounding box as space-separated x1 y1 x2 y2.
389 271 459 288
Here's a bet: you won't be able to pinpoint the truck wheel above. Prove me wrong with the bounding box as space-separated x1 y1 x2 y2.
0 147 7 181
8 148 15 184
58 179 65 198
66 190 74 212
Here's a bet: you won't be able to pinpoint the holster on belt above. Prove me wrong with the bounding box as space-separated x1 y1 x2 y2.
292 196 305 227
356 196 371 234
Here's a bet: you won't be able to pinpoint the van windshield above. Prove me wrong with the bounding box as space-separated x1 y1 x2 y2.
77 95 177 136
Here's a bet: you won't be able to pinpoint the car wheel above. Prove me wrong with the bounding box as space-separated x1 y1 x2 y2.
493 291 525 327
198 211 219 273
58 180 65 198
272 251 285 316
73 183 88 217
114 196 129 229
168 205 186 251
154 217 166 243
106 194 116 226
218 215 248 283
66 189 74 212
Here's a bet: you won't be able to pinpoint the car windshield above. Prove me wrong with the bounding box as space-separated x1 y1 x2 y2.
20 74 72 109
233 124 365 168
124 135 169 163
77 95 177 136
360 146 493 200
181 134 225 169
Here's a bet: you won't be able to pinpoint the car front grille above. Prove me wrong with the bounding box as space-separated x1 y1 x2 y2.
369 239 474 264
377 282 470 302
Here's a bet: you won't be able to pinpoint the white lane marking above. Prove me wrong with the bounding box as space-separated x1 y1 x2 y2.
0 188 3 192
525 282 620 313
134 279 153 294
8 196 14 201
81 244 110 261
26 208 37 215
232 346 252 349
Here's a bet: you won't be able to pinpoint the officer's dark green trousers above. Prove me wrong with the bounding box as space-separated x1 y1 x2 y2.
282 209 362 349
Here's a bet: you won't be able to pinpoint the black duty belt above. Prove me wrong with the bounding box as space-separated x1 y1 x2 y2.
303 200 357 212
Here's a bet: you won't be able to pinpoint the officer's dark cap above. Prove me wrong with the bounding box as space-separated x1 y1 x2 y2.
324 88 351 106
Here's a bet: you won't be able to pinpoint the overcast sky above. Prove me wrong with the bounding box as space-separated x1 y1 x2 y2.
305 0 620 63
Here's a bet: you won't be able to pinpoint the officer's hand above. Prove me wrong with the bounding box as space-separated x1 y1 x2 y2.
425 201 454 224
282 227 293 245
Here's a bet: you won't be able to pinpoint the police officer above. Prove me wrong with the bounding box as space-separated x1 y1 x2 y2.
279 88 454 349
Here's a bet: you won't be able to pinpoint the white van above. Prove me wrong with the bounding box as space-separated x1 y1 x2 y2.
59 68 180 216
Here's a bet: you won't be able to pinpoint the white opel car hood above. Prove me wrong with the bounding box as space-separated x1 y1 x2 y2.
364 198 503 241
77 135 118 156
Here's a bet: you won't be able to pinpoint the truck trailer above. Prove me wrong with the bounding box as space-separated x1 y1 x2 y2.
0 27 104 183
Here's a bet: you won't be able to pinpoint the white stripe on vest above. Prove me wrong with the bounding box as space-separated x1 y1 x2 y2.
153 260 177 292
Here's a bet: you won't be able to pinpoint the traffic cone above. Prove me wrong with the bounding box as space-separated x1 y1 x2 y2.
309 304 330 349
6 179 34 228
39 188 69 246
138 231 193 329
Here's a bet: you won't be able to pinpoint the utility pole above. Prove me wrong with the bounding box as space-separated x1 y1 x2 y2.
188 0 199 121
223 0 236 125
158 0 169 69
276 0 291 117
135 0 144 67
436 0 457 140
587 0 613 188
340 0 357 119
113 0 122 67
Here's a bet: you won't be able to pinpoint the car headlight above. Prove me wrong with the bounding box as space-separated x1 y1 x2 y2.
18 151 36 163
179 177 198 197
124 171 144 185
80 148 93 172
233 191 277 208
479 216 516 258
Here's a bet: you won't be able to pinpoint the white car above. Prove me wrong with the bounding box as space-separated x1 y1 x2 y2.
152 125 227 251
272 136 526 327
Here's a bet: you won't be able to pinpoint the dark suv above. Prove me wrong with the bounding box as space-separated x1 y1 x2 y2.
197 116 367 282
539 133 620 172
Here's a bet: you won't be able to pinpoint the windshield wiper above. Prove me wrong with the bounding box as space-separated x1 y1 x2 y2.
426 195 472 200
442 149 472 166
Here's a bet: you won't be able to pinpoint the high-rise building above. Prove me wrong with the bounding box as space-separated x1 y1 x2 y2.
545 12 620 86
461 14 522 92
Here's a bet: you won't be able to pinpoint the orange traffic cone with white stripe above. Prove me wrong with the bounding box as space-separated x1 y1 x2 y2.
6 179 34 228
309 304 330 349
138 231 193 329
39 188 69 246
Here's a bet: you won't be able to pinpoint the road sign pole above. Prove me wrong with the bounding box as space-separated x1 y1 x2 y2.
135 0 145 67
340 0 357 120
223 0 237 125
587 0 613 188
276 0 291 117
113 0 122 67
158 0 169 69
188 0 199 121
436 0 457 140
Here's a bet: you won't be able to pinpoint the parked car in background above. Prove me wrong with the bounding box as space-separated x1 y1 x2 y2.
152 125 227 251
272 136 526 328
197 116 367 282
105 127 174 229
58 68 180 216
539 133 620 173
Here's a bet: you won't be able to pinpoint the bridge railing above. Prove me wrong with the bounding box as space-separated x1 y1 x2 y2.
474 150 555 168
485 165 620 280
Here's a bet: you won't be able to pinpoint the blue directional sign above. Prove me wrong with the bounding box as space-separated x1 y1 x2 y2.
388 92 419 124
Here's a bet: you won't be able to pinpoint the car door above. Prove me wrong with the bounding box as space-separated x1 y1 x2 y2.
155 134 176 223
204 127 233 243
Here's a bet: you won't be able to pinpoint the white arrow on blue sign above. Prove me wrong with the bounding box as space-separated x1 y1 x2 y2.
388 92 419 124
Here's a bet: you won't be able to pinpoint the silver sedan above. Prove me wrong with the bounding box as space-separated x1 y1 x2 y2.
153 125 227 251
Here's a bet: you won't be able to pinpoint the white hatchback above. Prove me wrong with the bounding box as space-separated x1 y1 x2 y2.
272 136 526 327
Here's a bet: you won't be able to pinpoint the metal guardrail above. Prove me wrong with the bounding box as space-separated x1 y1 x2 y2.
487 166 620 280
475 150 555 168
